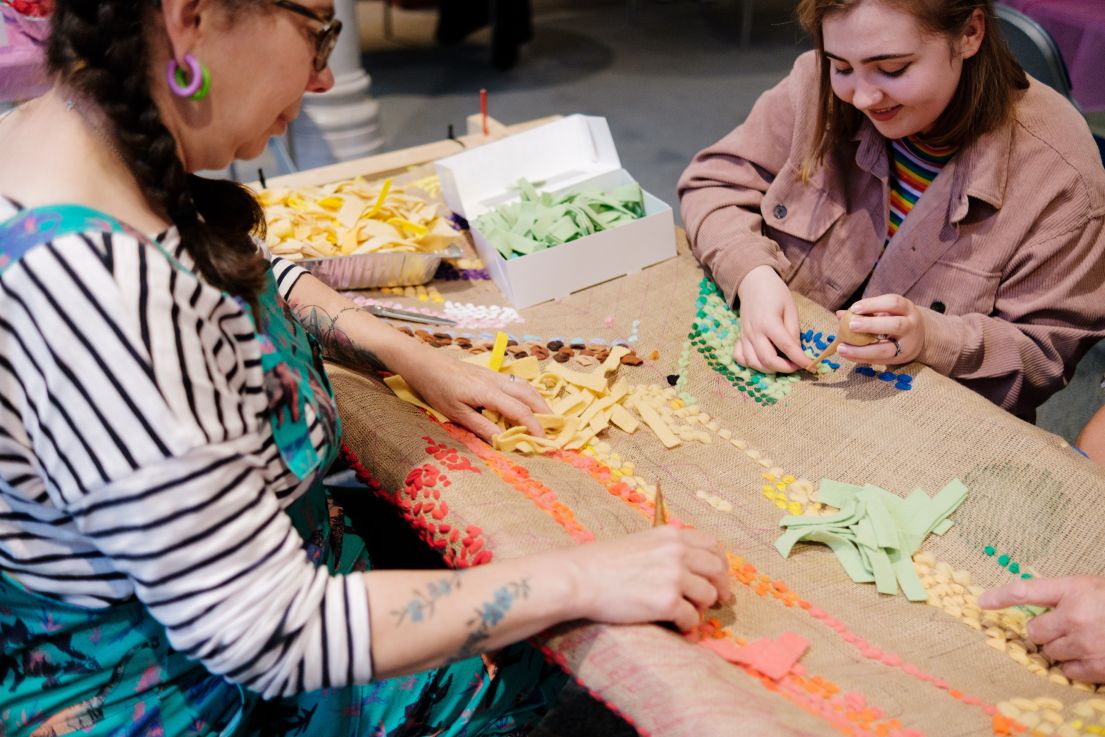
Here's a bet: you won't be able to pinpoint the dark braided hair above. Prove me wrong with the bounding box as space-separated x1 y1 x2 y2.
47 0 268 312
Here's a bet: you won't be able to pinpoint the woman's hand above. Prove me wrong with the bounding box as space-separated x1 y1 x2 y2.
561 525 732 632
366 524 731 678
397 344 551 442
839 294 925 365
282 273 549 442
733 265 807 373
980 577 1105 684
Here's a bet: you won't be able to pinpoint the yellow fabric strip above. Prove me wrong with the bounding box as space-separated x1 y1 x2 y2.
384 375 448 422
488 331 510 372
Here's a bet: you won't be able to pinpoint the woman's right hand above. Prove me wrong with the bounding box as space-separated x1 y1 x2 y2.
561 526 732 632
733 265 807 373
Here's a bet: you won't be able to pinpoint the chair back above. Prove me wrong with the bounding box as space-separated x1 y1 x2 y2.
995 3 1077 106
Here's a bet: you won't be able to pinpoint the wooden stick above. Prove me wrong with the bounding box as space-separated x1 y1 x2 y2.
805 334 842 374
805 311 877 374
653 481 668 527
480 88 489 136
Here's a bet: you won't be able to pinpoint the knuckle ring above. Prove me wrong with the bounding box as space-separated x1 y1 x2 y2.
891 338 902 357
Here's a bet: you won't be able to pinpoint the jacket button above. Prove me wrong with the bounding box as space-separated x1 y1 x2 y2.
773 204 787 220
931 301 946 314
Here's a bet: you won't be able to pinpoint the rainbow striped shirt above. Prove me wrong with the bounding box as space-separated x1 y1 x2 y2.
887 135 958 241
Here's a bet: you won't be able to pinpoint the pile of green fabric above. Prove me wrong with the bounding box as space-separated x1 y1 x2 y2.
474 178 646 260
774 479 968 601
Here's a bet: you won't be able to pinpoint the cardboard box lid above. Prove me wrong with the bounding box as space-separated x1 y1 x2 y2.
435 114 620 220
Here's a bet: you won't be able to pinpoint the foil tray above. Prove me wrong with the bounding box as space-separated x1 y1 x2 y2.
300 243 463 290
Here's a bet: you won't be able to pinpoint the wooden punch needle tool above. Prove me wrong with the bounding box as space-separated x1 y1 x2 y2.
806 310 878 374
653 481 669 527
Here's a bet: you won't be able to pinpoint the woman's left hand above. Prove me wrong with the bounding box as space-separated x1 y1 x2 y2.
837 294 926 366
398 346 552 442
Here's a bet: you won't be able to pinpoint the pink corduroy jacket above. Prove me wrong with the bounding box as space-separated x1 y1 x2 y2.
679 51 1105 419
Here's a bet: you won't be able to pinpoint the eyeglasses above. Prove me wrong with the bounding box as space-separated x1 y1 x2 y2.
273 0 342 73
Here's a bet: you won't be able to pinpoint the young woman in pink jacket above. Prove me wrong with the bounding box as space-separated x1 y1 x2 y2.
679 0 1105 420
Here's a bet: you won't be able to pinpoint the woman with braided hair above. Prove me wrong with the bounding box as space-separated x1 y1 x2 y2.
0 1 731 735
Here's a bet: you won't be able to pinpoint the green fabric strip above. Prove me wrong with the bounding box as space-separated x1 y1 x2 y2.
775 478 968 602
474 178 646 260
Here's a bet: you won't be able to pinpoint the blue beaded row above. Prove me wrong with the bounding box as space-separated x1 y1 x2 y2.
854 365 913 391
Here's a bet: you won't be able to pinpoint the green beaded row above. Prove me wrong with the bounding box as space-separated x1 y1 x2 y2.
983 545 1033 579
675 277 821 406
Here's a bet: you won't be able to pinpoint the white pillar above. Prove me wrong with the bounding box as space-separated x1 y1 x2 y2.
294 0 384 168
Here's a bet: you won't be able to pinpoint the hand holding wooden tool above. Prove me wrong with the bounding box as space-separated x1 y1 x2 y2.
806 310 878 373
650 480 683 633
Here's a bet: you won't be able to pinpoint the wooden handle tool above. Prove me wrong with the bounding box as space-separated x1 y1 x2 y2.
652 481 668 527
805 311 878 373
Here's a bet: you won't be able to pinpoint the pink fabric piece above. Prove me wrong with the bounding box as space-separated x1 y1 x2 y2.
702 633 811 681
699 639 745 662
843 692 867 710
880 653 903 667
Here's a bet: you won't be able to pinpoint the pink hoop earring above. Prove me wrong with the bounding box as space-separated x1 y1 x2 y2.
167 54 209 100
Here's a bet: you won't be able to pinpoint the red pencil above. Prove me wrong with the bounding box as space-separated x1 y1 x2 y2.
480 88 488 136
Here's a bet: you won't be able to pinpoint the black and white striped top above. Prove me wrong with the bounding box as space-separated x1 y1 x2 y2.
0 196 372 699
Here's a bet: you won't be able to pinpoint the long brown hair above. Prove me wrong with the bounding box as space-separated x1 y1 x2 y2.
797 0 1029 178
48 0 269 312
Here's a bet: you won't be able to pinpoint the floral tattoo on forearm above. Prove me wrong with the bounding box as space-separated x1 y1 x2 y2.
455 579 531 662
391 575 533 663
392 572 464 626
292 304 388 373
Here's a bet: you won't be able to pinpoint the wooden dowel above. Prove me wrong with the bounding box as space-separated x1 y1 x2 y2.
805 311 878 373
653 481 668 527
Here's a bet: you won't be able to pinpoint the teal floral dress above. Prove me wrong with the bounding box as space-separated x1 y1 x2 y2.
0 205 565 737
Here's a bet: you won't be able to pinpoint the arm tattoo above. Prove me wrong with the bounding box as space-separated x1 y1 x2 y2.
454 578 532 662
292 304 388 373
391 572 464 626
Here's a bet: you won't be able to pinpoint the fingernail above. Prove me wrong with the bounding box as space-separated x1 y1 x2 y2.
849 318 864 330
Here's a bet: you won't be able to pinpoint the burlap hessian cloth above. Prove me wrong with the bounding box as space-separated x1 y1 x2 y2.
331 232 1105 737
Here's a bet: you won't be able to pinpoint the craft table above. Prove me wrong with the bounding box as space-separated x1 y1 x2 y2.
275 129 1105 737
1001 0 1105 113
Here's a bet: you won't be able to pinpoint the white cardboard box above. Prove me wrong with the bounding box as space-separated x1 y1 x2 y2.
435 115 676 308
